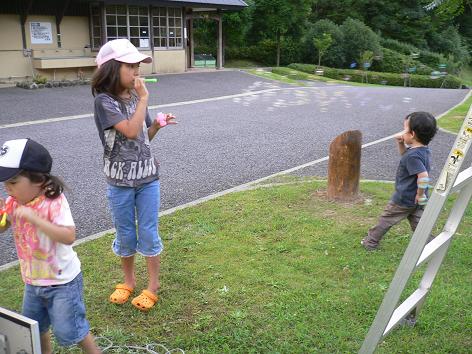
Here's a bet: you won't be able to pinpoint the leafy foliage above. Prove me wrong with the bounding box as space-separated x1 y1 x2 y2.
216 0 471 71
302 19 345 67
339 18 381 66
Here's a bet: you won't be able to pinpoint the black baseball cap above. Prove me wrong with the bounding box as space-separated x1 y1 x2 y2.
0 138 52 182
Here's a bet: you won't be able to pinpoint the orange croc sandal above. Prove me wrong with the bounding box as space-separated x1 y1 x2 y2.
109 284 134 304
131 290 158 311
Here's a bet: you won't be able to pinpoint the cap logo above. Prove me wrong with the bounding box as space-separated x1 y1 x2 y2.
0 145 8 157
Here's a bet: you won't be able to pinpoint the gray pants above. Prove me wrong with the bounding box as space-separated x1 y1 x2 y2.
363 201 430 249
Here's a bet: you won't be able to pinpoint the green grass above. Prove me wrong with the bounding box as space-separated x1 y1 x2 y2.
224 59 265 68
437 94 472 133
1 180 471 353
249 66 393 88
246 68 304 85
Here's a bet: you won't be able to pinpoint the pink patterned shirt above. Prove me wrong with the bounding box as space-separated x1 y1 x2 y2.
6 194 80 286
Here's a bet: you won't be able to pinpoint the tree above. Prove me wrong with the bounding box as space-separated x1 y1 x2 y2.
339 18 381 67
250 0 312 66
302 19 345 67
313 33 333 66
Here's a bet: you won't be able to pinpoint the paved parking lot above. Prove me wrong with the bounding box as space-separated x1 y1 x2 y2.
0 70 469 265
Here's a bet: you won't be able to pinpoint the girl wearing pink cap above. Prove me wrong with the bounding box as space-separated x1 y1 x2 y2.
91 39 176 311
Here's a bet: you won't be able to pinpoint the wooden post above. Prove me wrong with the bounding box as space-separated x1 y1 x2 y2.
327 130 362 201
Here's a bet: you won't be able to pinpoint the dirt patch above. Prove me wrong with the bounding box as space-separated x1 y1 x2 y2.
312 188 372 207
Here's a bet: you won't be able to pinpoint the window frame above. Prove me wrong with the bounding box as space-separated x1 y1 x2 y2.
89 4 183 51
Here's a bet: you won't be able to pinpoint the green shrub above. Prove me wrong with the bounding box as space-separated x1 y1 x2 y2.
302 19 345 67
288 63 465 89
372 48 434 75
280 38 304 66
225 40 276 65
33 75 47 85
380 38 417 56
339 18 381 66
380 37 450 71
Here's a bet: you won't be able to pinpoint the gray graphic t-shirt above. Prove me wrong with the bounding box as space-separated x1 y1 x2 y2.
94 93 159 187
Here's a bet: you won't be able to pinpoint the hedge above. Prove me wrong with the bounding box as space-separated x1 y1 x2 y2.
287 63 465 89
371 48 435 75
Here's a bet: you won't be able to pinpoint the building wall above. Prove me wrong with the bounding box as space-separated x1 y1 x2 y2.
0 13 187 82
0 15 31 80
154 50 186 74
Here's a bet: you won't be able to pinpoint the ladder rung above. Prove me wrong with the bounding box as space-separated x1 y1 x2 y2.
383 288 428 336
450 167 472 193
416 231 453 267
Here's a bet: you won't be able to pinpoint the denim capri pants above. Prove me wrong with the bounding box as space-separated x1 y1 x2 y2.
107 179 163 257
22 272 90 347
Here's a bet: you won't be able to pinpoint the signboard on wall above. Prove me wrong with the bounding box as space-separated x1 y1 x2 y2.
30 22 53 44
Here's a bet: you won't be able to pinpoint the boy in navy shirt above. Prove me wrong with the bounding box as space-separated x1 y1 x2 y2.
362 111 437 250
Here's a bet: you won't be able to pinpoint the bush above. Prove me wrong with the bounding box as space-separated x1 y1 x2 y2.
33 75 47 85
301 19 345 68
371 48 434 75
339 18 381 66
280 38 304 66
380 38 418 56
380 37 454 72
428 26 470 68
225 40 276 65
288 63 465 89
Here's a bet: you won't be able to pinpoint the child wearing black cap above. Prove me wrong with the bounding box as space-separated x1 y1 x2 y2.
0 138 100 353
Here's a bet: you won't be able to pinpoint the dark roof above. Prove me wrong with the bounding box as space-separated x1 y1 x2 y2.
162 0 247 8
86 0 247 11
0 0 247 16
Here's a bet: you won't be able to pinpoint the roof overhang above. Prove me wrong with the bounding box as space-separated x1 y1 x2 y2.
75 0 247 11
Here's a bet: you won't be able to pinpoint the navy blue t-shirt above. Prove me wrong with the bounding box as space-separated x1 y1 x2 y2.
391 146 431 207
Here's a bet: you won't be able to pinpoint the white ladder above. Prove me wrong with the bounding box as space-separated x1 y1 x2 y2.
360 103 472 353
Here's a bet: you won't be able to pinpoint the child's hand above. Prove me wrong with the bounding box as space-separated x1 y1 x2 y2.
14 206 39 224
416 194 428 206
0 199 7 228
154 112 177 128
134 78 149 100
395 131 405 144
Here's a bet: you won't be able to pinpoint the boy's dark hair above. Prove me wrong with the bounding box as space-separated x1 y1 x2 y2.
91 59 123 97
406 111 437 145
19 171 64 199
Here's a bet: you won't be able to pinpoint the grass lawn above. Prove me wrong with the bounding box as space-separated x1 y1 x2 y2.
437 93 472 134
1 180 471 353
224 59 265 68
247 66 394 88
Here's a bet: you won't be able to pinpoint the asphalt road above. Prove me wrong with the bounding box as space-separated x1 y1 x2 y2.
0 70 469 265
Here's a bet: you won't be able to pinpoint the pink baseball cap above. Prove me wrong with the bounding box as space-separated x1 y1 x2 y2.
95 38 152 68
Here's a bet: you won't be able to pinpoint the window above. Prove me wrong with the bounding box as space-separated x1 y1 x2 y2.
168 8 183 48
91 5 181 50
90 5 102 49
105 5 128 42
128 6 150 48
152 7 167 48
152 7 183 49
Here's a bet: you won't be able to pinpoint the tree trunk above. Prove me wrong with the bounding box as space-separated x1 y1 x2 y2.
327 130 362 201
